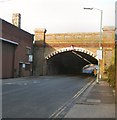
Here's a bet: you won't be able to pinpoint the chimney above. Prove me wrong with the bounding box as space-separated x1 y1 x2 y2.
12 13 21 28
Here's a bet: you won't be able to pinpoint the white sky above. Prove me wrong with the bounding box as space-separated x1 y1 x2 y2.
0 0 116 34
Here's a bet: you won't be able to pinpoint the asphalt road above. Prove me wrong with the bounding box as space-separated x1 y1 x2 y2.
2 75 93 118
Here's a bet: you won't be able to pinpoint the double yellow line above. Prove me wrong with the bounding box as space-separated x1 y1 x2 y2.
49 78 95 119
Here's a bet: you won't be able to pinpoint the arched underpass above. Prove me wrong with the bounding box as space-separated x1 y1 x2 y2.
47 50 98 75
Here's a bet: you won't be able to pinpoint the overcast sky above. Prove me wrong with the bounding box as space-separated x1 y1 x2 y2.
0 0 116 34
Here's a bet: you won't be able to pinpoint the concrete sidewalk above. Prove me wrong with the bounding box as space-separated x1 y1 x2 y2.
65 80 115 118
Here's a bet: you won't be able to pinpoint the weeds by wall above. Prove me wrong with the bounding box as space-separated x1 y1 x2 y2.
106 65 115 89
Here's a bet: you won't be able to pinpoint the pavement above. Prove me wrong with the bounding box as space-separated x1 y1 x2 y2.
65 79 115 119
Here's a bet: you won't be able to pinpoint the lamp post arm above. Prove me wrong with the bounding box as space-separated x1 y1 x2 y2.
93 8 102 11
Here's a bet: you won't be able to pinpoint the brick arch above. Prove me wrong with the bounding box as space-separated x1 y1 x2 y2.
45 47 97 60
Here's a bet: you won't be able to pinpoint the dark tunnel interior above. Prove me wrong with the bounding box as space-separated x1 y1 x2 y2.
47 51 98 75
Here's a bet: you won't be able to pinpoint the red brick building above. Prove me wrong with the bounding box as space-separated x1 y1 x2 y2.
0 17 34 79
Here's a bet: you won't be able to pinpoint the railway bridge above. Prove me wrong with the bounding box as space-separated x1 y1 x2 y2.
33 26 115 78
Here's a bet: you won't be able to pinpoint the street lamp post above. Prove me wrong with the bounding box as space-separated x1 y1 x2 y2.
84 7 103 84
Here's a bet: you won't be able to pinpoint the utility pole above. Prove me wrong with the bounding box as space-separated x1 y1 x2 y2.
84 7 103 84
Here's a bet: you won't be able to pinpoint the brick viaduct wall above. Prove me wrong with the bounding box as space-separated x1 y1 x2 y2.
33 26 115 78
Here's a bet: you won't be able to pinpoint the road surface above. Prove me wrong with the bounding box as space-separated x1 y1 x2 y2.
2 75 93 118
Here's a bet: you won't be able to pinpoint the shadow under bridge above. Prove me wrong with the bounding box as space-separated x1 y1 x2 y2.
46 48 98 75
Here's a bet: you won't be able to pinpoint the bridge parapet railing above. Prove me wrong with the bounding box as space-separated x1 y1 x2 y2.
45 33 100 43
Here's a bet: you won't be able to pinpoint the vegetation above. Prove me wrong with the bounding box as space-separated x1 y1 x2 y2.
106 65 116 89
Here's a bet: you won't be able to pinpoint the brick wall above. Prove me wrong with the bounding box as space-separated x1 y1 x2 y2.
2 19 34 78
34 26 115 77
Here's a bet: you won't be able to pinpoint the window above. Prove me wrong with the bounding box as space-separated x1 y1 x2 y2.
26 47 32 55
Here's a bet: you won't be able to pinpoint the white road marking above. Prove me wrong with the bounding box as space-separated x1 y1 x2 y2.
5 83 13 85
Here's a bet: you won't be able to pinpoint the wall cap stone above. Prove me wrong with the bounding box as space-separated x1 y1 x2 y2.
34 28 46 33
103 26 115 31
